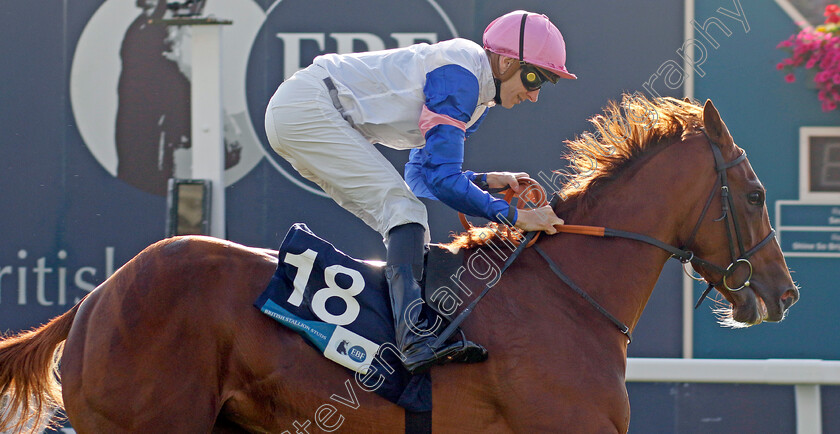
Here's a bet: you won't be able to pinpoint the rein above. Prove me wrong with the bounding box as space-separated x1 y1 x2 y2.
443 129 776 347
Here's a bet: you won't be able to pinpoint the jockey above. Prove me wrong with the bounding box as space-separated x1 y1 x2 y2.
264 10 571 374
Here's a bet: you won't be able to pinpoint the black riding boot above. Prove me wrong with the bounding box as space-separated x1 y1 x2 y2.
386 224 488 374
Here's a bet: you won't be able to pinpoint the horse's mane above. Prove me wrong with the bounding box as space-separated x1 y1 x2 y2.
442 223 522 253
561 94 704 207
445 94 705 251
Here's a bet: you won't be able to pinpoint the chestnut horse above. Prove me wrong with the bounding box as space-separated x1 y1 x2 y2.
0 97 798 433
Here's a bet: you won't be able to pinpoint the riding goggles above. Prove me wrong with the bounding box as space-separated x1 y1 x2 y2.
520 63 559 91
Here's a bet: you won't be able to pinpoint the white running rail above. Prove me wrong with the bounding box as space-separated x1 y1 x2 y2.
626 358 840 434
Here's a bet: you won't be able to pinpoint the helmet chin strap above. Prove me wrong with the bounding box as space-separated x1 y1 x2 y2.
487 51 519 105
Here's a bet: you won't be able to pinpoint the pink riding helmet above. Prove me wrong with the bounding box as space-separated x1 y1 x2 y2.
483 10 577 80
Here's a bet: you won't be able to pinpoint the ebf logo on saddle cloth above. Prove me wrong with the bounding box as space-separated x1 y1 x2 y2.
254 224 432 411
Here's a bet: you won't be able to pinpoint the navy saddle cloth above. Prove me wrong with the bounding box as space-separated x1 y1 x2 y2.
254 223 464 412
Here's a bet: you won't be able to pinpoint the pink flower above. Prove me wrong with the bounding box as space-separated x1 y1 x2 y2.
816 71 828 82
776 20 840 110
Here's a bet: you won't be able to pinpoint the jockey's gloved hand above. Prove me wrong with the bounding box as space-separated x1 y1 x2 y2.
515 206 564 234
484 172 530 192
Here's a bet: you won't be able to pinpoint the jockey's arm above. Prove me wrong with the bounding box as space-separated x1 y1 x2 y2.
404 65 563 233
405 64 518 226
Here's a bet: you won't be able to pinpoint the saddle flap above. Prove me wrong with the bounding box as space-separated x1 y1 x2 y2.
422 245 465 323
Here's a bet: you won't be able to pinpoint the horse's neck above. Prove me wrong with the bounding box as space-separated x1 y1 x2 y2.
540 138 710 335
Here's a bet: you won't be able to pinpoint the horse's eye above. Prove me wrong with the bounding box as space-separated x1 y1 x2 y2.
747 191 764 206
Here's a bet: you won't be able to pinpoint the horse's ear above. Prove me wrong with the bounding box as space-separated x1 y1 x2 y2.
702 99 734 148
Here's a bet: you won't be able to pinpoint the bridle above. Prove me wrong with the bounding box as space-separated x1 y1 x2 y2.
678 129 776 307
446 128 778 345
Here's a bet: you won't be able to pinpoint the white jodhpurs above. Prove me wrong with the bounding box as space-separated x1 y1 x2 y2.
264 65 430 243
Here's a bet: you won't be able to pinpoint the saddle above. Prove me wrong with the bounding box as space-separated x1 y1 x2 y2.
254 223 488 412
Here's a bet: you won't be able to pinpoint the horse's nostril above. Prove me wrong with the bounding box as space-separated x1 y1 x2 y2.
781 288 799 310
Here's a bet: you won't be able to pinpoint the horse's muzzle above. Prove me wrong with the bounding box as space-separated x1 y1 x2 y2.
781 287 800 312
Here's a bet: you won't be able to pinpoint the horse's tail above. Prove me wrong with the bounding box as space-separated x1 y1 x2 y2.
0 299 83 433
